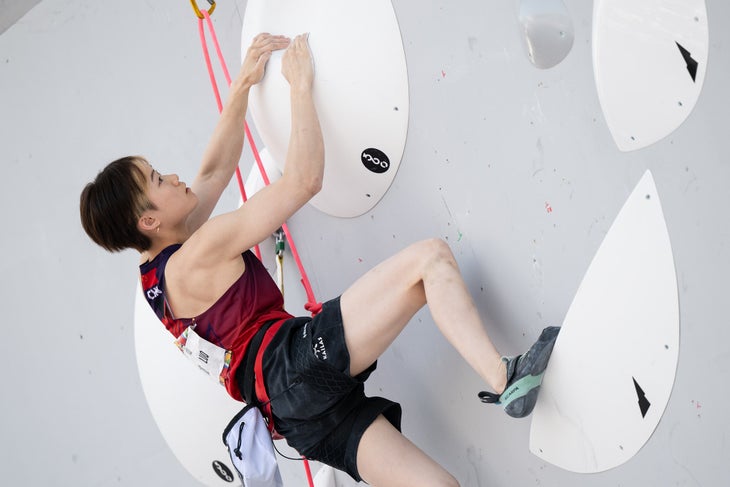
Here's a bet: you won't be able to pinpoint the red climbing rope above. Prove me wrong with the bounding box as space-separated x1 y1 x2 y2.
196 8 259 259
195 8 320 485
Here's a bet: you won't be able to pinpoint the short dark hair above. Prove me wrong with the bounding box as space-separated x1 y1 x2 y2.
80 156 156 252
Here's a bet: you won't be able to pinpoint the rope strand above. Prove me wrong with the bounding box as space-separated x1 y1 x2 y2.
198 11 260 260
197 12 319 485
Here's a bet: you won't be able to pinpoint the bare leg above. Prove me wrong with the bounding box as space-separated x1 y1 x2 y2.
340 238 507 393
357 415 459 487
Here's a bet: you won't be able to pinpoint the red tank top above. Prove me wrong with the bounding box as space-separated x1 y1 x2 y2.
139 244 293 400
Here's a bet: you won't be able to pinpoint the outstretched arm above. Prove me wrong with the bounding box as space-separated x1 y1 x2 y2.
186 33 291 232
186 33 323 264
163 34 323 319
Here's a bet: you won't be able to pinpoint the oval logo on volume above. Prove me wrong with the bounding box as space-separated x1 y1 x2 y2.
212 460 235 482
361 148 390 174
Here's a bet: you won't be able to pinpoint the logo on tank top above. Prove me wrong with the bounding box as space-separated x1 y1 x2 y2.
313 336 328 361
146 285 162 300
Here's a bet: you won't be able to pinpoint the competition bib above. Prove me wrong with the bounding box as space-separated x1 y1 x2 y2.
175 326 232 387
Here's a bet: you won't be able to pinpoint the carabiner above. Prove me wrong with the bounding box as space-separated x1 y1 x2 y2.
190 0 216 19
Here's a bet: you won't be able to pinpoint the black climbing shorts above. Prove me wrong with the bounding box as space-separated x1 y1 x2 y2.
261 297 402 481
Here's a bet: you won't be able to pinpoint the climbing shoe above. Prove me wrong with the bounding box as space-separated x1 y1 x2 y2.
478 326 560 418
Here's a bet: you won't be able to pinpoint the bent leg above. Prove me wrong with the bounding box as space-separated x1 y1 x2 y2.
357 415 459 487
340 238 506 393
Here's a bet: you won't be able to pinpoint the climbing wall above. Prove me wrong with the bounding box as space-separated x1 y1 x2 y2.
1 0 728 485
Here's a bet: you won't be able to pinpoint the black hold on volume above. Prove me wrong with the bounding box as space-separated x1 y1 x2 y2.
676 42 698 82
632 377 651 418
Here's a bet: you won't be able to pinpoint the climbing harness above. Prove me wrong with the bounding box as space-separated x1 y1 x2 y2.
193 5 320 486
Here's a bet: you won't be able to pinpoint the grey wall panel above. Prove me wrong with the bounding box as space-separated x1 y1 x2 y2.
1 0 728 485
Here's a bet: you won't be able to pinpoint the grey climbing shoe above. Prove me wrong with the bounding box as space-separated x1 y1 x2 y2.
478 326 560 418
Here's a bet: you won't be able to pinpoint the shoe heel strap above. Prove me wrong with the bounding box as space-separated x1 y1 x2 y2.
478 390 502 404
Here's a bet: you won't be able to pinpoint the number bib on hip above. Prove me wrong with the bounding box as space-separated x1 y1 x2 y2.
175 326 232 387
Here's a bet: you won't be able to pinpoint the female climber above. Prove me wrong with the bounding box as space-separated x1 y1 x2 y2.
80 33 558 487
